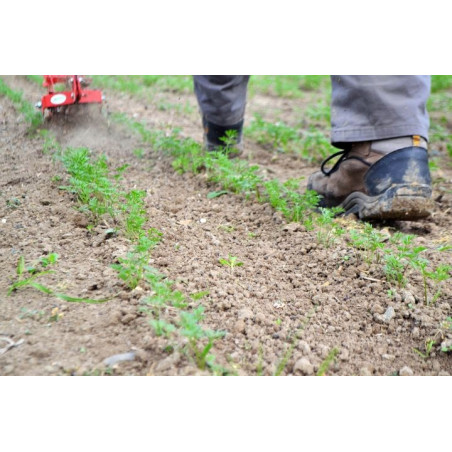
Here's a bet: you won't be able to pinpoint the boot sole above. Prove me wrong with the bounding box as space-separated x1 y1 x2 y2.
341 184 433 221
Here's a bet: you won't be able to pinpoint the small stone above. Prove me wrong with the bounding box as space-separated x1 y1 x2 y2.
199 218 207 224
103 352 136 367
399 366 414 376
383 306 395 323
294 358 314 376
382 354 396 361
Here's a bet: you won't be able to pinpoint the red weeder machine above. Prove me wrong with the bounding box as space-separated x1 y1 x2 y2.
38 75 103 115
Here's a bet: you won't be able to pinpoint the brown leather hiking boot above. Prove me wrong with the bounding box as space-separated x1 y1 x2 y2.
307 138 433 221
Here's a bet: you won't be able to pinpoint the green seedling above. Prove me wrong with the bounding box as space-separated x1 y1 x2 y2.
298 128 336 163
112 229 162 289
317 348 339 376
410 256 451 305
123 189 148 240
179 306 226 371
248 75 329 98
383 253 409 288
315 207 345 248
6 198 21 209
424 264 451 305
218 224 235 233
191 290 210 301
207 190 229 199
263 178 320 223
220 129 242 158
349 223 387 265
219 255 243 273
413 339 436 359
133 148 145 159
59 148 122 224
149 319 176 338
245 114 300 153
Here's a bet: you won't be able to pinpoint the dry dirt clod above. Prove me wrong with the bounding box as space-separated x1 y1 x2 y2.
399 366 414 376
293 357 314 376
238 308 254 320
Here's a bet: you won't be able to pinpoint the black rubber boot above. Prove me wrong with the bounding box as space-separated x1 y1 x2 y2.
203 117 244 157
341 147 433 220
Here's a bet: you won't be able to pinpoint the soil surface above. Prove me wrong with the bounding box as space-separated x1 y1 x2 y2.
1 75 451 376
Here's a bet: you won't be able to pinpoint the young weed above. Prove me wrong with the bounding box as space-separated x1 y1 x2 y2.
7 254 58 296
7 254 107 304
219 255 244 273
413 338 436 359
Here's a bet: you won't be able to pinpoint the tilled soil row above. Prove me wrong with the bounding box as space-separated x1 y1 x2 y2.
0 76 451 376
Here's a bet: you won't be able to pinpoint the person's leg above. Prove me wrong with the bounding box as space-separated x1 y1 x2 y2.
308 75 433 221
193 75 250 152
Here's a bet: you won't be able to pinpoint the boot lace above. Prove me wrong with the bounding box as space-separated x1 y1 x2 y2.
321 148 372 176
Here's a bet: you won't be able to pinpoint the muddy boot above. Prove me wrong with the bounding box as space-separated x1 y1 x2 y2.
203 117 244 158
307 137 433 221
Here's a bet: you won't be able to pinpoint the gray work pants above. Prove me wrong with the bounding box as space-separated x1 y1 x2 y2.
193 75 431 148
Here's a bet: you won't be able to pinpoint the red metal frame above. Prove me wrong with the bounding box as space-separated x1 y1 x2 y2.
40 75 102 113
